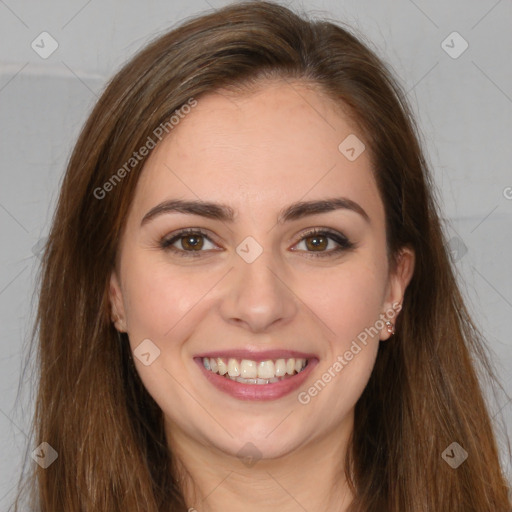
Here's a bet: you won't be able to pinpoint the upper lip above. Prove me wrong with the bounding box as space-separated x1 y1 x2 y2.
195 349 317 362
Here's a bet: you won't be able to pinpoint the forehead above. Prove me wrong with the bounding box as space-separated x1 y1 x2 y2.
131 80 383 224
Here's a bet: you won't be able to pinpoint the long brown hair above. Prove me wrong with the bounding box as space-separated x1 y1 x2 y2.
12 1 511 510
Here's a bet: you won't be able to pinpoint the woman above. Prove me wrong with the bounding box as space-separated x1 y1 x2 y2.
13 1 511 510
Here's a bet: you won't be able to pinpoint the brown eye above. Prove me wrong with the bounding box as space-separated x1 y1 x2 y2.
160 229 217 257
304 234 329 251
293 229 354 257
180 233 204 251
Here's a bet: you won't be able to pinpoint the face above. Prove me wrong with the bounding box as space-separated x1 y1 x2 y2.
109 80 414 462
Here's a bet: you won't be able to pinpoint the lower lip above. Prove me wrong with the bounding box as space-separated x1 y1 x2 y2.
194 358 318 401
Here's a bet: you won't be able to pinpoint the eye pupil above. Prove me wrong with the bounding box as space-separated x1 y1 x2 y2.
182 235 203 250
306 235 327 251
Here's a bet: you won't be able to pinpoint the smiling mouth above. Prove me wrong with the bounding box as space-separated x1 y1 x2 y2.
200 356 309 385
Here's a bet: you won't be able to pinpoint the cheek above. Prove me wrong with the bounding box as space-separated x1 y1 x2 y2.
301 258 387 347
119 256 216 425
121 254 211 341
293 256 386 414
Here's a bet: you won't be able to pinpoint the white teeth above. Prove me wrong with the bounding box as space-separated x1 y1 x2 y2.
240 359 258 379
202 356 309 383
275 359 286 377
227 358 240 377
235 376 280 385
216 358 228 375
257 360 275 379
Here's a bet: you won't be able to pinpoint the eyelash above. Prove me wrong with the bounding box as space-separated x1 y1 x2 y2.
159 228 355 259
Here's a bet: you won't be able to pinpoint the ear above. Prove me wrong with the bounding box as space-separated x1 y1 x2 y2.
380 246 415 340
109 270 127 333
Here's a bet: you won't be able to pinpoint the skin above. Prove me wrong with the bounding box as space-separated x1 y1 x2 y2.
109 79 415 512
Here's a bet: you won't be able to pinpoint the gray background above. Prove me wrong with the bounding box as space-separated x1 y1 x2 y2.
1 0 511 507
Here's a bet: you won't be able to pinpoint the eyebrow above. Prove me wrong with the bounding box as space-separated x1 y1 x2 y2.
140 197 370 226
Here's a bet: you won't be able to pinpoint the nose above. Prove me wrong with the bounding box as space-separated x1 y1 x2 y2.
219 245 298 333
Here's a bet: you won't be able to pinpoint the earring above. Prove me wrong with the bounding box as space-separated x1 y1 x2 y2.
385 320 395 336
